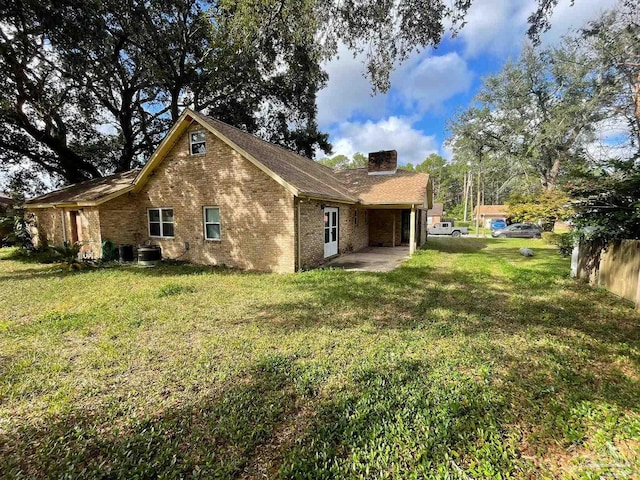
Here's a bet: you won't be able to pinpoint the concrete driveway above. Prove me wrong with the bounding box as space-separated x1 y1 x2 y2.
325 246 410 272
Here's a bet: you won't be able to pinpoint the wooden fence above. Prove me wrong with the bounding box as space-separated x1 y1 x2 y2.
572 239 640 309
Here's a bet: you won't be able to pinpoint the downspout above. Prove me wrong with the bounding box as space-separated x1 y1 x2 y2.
60 208 67 243
296 197 301 272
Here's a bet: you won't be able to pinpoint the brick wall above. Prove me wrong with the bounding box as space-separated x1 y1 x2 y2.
298 199 368 269
99 193 143 246
31 208 63 248
30 207 102 259
111 123 297 273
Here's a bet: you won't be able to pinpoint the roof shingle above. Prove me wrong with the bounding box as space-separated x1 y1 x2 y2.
26 170 138 206
201 116 357 202
333 168 429 205
473 204 508 215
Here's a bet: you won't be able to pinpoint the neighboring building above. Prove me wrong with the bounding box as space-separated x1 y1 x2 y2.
26 109 432 273
473 204 508 228
427 203 444 225
0 192 13 209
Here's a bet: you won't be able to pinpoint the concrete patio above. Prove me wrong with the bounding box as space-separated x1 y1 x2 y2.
325 246 411 272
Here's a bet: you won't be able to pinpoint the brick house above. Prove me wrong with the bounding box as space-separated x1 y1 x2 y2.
427 203 444 225
26 109 432 273
473 204 508 228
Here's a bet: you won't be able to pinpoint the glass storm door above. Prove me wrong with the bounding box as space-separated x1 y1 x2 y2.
323 207 339 257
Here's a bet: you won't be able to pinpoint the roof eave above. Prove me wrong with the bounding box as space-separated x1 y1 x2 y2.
298 193 357 204
25 185 135 209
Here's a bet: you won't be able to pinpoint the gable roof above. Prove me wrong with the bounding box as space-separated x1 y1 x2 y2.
428 202 443 216
474 204 508 215
197 115 357 202
26 109 430 208
26 170 138 207
334 169 431 206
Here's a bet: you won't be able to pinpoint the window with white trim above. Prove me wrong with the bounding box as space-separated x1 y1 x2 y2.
203 207 221 240
190 131 206 154
148 208 174 237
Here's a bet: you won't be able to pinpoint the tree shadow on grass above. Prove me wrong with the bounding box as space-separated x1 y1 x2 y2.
0 259 261 282
239 238 640 425
1 354 532 479
279 358 531 479
1 353 312 479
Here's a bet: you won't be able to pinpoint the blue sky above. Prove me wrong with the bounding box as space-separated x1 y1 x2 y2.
316 0 619 166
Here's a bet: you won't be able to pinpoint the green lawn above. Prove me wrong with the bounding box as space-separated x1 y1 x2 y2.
1 239 638 479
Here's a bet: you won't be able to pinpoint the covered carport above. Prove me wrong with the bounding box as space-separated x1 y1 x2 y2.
366 205 426 254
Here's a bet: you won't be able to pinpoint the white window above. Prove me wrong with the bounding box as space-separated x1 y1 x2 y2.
190 131 206 155
203 207 221 240
148 208 174 237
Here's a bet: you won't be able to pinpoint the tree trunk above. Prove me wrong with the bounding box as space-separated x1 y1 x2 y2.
462 172 468 222
544 157 561 191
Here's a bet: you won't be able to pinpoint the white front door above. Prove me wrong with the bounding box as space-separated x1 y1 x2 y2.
323 207 339 257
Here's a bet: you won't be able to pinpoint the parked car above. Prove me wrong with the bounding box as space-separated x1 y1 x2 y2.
489 218 507 230
491 223 542 239
428 221 468 237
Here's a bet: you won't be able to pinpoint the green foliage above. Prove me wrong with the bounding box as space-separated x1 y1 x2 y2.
317 152 368 169
449 39 606 192
566 5 640 244
507 190 573 231
0 195 33 249
51 241 83 270
405 153 470 211
157 283 196 298
542 232 575 257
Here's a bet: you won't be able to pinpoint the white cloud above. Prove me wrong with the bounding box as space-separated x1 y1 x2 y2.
328 117 439 165
394 52 473 112
585 116 636 162
441 143 454 161
317 48 473 127
455 0 619 58
316 46 386 127
539 0 620 45
457 0 534 58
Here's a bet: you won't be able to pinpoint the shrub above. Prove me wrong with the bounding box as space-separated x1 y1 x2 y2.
51 242 83 270
0 204 33 249
541 232 574 257
556 233 575 257
455 221 471 228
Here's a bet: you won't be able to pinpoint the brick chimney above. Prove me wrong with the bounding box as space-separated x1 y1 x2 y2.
368 150 397 175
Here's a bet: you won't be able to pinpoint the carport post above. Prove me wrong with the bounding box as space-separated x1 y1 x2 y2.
409 206 416 254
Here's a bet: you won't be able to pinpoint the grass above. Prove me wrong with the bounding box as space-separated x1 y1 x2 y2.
0 238 638 479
